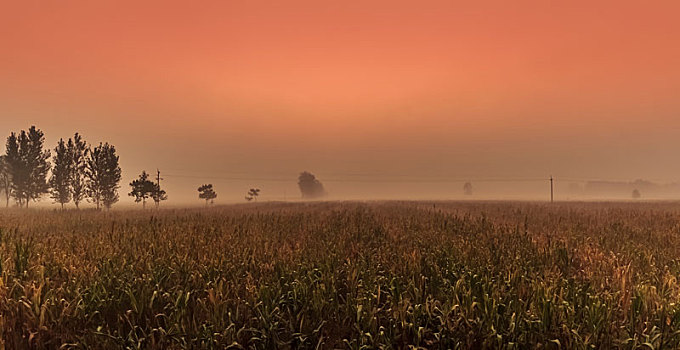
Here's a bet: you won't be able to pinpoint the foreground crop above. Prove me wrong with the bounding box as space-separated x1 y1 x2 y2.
1 201 680 349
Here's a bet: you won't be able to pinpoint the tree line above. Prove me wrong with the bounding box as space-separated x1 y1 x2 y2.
0 126 330 209
0 126 122 209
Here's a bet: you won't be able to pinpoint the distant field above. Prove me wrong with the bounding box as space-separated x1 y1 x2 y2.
2 201 680 349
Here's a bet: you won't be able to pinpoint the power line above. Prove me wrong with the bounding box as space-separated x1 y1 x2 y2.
163 173 551 183
162 172 679 186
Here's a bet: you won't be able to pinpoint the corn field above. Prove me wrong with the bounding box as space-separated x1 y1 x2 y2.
2 201 680 349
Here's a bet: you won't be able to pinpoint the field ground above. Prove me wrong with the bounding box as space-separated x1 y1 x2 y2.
2 201 680 349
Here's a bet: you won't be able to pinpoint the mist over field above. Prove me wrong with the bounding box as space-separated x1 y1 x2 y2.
2 1 680 207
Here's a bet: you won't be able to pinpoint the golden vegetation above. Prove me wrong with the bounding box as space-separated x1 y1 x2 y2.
1 202 680 349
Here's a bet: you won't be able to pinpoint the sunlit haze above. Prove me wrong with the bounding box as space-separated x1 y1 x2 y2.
2 0 680 204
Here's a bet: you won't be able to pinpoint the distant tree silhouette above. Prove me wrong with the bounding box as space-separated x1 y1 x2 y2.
50 138 72 209
463 182 473 196
86 143 121 210
129 171 156 209
198 184 217 205
0 156 10 207
245 188 260 202
298 171 326 199
632 189 641 199
151 184 167 208
68 133 88 209
5 126 51 207
4 133 21 206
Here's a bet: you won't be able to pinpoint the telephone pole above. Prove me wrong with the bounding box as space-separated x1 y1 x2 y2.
550 175 554 203
156 169 163 209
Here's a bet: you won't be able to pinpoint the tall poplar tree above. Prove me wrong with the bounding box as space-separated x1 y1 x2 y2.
5 132 24 206
5 126 50 207
0 155 11 207
86 142 121 210
68 133 88 209
50 138 72 208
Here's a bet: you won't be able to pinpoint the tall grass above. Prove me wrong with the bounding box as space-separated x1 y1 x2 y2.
1 201 680 348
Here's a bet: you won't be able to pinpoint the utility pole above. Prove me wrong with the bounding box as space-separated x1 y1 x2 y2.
550 175 554 203
156 169 163 209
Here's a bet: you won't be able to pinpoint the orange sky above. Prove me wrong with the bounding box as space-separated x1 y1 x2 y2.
1 0 680 203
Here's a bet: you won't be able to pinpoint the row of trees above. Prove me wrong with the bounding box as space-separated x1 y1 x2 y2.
240 171 326 202
195 172 325 205
128 173 222 208
0 128 329 209
0 126 122 209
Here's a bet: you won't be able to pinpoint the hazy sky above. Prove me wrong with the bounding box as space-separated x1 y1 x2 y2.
1 0 680 204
